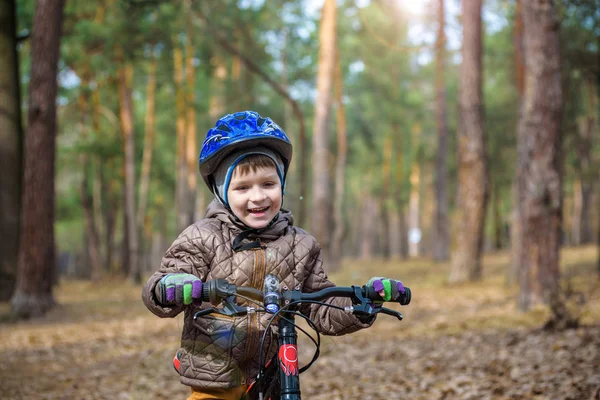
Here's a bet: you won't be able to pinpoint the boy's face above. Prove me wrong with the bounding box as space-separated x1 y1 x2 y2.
227 165 282 229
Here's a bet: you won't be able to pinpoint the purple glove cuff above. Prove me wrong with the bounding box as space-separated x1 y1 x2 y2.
192 280 202 298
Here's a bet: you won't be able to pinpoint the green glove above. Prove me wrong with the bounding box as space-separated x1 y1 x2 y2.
156 273 203 306
367 277 406 302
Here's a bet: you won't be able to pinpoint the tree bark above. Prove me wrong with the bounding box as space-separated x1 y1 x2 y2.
509 0 526 285
408 161 421 258
117 59 140 283
0 0 22 301
450 0 488 283
311 0 336 264
137 55 157 231
184 0 198 225
11 0 65 318
434 0 450 261
330 50 347 270
517 0 563 313
173 45 188 232
571 85 595 244
77 88 102 281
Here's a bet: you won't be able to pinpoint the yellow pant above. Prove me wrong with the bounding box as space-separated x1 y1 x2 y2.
187 385 248 400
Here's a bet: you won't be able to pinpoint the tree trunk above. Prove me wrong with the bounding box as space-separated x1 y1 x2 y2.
137 55 157 231
184 0 198 225
174 45 188 232
408 161 421 258
311 0 336 265
0 0 22 301
509 0 525 286
330 50 347 270
77 89 102 281
359 195 377 260
572 87 595 244
11 0 65 318
434 0 450 261
380 134 393 259
517 0 563 313
449 0 488 283
117 60 140 283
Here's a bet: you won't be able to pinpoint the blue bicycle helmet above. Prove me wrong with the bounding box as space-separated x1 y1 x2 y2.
199 111 293 194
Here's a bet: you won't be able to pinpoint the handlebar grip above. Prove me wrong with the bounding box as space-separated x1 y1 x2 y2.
201 285 210 302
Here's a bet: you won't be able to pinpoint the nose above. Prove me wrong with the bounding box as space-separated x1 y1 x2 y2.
249 186 267 203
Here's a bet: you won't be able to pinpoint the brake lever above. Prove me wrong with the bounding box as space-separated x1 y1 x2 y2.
376 307 403 321
193 295 255 320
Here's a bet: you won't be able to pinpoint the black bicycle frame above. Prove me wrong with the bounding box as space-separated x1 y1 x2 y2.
277 311 301 400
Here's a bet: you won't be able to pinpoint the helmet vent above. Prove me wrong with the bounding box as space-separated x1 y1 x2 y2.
217 124 231 132
257 117 266 127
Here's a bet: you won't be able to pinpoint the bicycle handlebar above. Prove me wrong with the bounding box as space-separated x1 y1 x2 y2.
195 278 411 321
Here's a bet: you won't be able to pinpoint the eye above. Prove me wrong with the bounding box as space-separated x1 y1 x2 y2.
233 185 249 191
263 181 277 188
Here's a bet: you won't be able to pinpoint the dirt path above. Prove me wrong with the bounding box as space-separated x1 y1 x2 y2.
2 247 599 399
1 302 598 399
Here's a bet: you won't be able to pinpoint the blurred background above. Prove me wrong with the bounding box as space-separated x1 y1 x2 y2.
1 0 599 398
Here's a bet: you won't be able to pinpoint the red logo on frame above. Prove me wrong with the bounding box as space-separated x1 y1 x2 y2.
278 344 298 376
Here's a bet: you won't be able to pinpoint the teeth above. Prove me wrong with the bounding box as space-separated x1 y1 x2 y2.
249 206 268 212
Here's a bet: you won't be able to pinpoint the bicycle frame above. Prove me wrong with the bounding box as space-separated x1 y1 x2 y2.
277 312 301 400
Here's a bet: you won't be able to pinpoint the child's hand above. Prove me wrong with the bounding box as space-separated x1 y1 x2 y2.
156 273 203 306
366 277 406 302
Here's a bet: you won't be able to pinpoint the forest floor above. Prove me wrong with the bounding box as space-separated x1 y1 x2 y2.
1 246 599 400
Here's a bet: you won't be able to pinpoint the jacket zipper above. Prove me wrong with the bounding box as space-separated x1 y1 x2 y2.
242 247 266 382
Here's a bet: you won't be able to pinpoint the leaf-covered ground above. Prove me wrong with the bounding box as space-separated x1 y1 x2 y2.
1 246 599 399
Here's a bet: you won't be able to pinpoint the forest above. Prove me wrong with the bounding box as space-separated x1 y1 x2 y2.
1 0 599 399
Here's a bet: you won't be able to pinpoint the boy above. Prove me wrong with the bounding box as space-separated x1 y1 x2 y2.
142 111 405 400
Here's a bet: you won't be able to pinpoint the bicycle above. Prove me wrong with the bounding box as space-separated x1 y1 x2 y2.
193 277 412 400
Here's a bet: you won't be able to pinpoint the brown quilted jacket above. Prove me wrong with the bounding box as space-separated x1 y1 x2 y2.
142 200 373 389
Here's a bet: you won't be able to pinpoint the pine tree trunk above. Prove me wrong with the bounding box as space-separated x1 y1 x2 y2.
0 0 22 301
117 60 140 283
510 0 525 286
359 195 377 260
380 134 393 259
184 1 198 225
137 56 157 230
11 0 65 318
77 89 102 281
572 93 595 244
450 0 488 283
408 161 421 258
330 50 347 270
434 0 450 261
311 0 336 265
174 45 187 232
517 0 563 312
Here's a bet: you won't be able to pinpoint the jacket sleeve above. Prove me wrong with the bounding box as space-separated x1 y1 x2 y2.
299 239 375 336
141 221 215 318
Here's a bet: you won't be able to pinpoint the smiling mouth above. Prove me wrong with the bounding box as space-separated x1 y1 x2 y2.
248 206 269 214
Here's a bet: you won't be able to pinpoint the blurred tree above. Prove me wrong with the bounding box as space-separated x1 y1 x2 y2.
450 0 489 283
330 49 347 270
509 0 525 285
11 0 65 318
434 0 449 261
516 0 569 324
311 0 336 265
0 0 22 301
